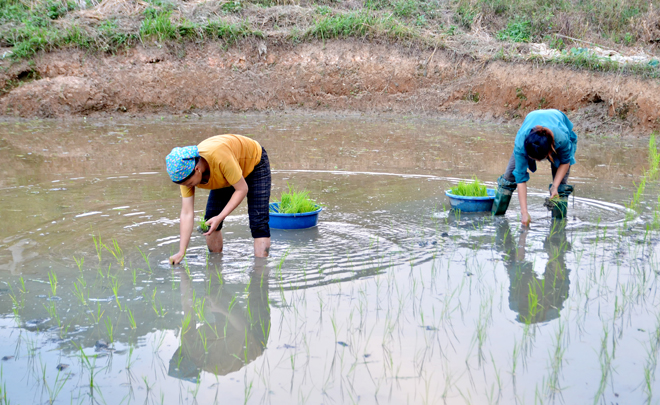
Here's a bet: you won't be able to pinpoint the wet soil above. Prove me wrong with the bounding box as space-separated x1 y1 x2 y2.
1 39 659 136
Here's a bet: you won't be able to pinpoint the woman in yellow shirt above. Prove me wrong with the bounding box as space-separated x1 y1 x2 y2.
166 135 271 264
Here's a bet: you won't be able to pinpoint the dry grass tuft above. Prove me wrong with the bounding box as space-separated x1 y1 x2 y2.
77 0 151 19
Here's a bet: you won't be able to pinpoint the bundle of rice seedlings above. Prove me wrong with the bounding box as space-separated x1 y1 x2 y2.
449 177 488 197
271 184 319 214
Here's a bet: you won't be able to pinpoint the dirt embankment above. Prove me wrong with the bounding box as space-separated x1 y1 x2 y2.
1 39 659 135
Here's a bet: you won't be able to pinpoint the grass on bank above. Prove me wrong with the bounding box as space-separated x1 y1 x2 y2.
0 0 261 59
449 177 489 197
271 185 320 214
457 0 659 46
304 10 417 41
0 0 659 79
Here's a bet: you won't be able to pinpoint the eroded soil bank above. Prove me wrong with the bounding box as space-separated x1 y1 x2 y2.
1 39 659 135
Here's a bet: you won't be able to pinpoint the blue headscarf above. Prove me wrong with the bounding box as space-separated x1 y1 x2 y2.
166 146 199 182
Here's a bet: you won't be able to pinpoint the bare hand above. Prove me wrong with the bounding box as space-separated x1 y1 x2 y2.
169 251 185 265
549 185 559 199
203 215 224 236
521 212 531 227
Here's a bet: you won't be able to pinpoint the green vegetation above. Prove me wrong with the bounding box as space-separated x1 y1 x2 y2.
449 177 489 197
496 20 532 43
199 214 209 233
271 184 320 214
627 133 660 218
0 0 657 91
305 10 416 41
0 0 260 60
455 0 657 44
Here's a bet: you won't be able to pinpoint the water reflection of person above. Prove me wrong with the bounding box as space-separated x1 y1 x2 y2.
495 219 571 324
168 260 270 381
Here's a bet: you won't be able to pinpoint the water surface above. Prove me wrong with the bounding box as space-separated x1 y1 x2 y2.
0 114 657 404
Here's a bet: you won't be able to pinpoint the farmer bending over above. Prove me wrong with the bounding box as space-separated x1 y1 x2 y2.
166 135 271 264
492 109 577 224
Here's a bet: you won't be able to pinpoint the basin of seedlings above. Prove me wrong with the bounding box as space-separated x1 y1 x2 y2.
445 177 496 212
269 184 322 229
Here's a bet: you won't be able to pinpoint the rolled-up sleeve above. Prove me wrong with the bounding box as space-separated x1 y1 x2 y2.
513 150 530 183
556 135 573 165
557 111 577 165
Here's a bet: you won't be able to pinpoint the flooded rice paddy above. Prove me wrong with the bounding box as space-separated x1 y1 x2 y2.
0 115 658 404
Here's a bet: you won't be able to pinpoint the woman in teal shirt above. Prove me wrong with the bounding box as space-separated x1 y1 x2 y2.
492 109 578 224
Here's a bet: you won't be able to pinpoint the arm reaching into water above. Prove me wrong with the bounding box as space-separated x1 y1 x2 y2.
170 196 194 265
517 182 531 226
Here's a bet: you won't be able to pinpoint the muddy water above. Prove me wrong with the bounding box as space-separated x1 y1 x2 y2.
0 115 658 404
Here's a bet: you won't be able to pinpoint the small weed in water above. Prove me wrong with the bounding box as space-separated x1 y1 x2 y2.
449 177 488 197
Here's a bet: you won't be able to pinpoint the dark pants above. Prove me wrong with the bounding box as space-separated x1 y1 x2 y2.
502 153 570 185
205 147 271 239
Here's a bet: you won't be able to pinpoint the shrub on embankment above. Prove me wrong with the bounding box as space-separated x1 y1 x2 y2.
0 0 659 74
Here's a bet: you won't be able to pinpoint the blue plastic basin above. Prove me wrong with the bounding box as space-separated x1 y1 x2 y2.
445 188 496 213
269 202 323 230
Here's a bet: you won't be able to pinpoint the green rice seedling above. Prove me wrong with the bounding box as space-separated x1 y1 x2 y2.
136 246 152 273
74 255 84 273
449 177 488 197
142 375 154 393
58 323 71 339
43 301 61 328
110 276 122 311
105 317 115 344
88 302 105 324
0 377 8 405
92 234 103 262
643 365 653 403
48 270 58 296
73 280 87 306
75 344 99 391
244 379 254 405
198 328 208 353
104 239 125 268
8 292 23 323
152 331 167 353
181 313 192 338
40 358 70 404
18 276 27 294
151 289 167 318
198 214 209 233
647 133 660 180
152 301 166 317
271 184 320 214
127 308 136 329
125 345 137 370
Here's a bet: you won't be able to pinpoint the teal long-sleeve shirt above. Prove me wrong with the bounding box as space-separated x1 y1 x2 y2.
513 109 578 184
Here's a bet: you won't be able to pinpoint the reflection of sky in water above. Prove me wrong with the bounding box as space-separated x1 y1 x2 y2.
0 116 658 404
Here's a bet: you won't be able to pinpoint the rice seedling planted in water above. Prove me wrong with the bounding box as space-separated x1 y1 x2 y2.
271 184 320 214
449 177 488 197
